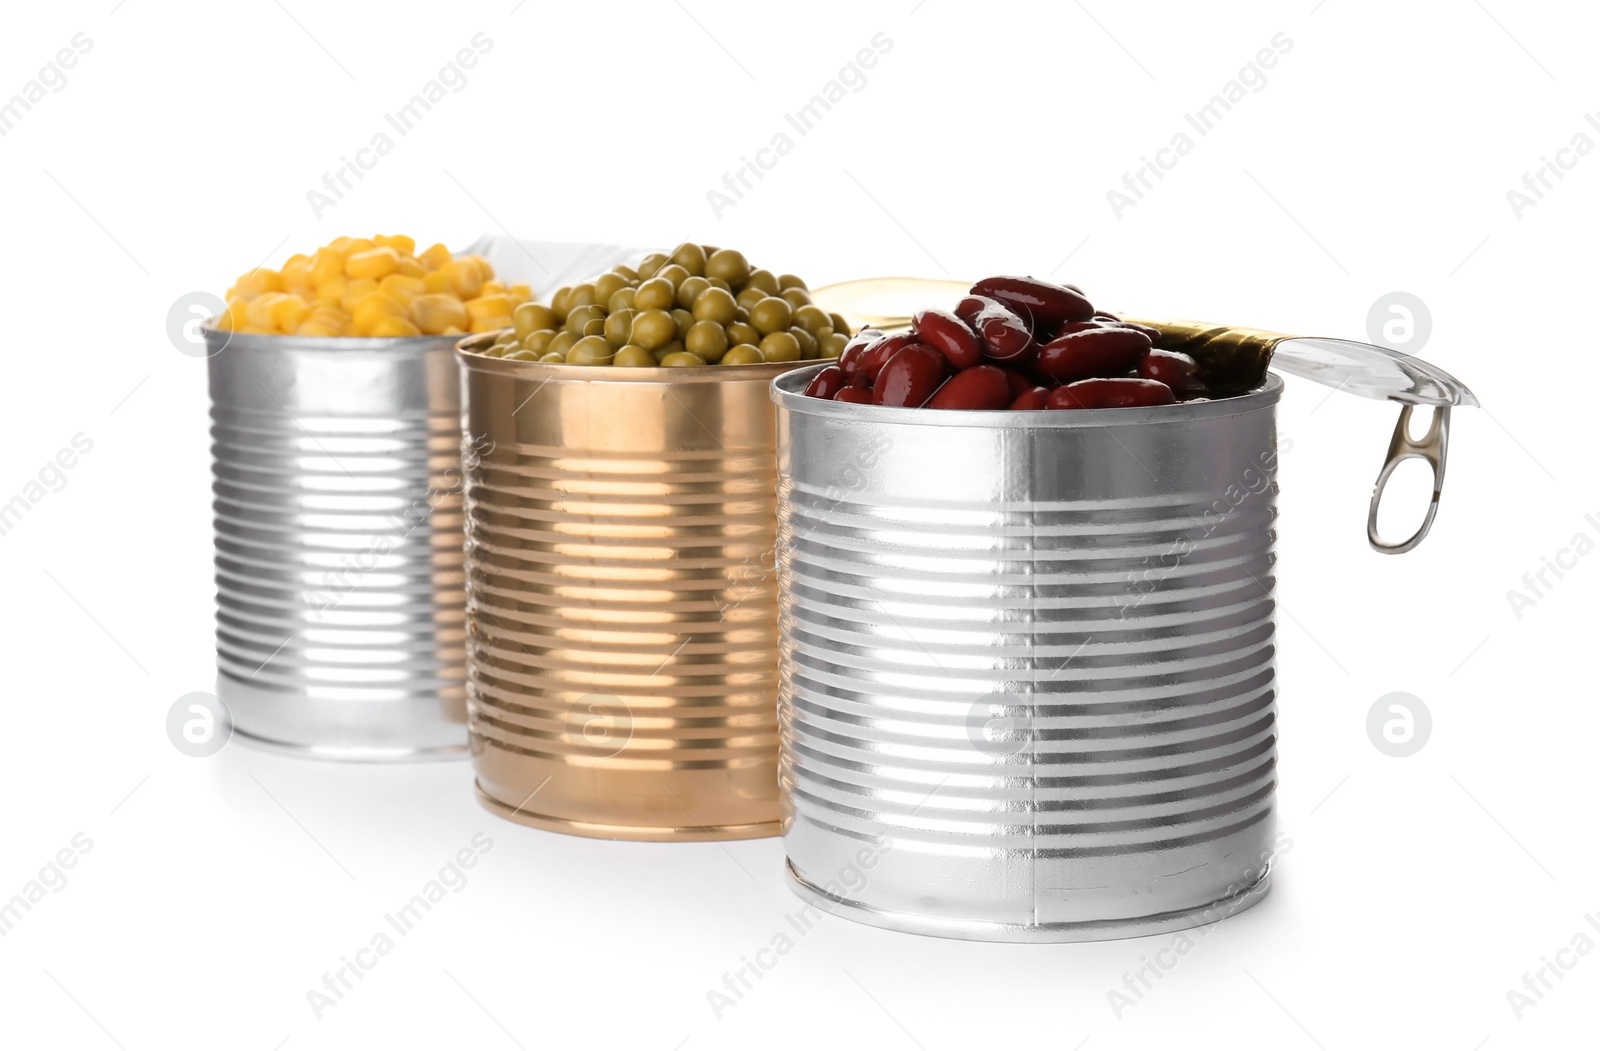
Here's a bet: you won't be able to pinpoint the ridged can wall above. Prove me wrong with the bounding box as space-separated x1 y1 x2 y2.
206 330 468 760
459 336 809 840
772 367 1285 941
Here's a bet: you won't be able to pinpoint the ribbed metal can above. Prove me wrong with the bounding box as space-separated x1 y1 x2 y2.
773 367 1286 942
458 336 810 841
206 330 468 760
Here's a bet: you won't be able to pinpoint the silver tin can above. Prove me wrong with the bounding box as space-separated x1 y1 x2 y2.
772 367 1285 941
205 329 468 760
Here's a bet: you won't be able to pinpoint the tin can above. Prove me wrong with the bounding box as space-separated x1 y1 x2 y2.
206 330 468 760
458 336 809 840
772 367 1286 941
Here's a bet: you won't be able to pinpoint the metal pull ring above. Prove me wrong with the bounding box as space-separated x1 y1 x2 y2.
1368 404 1450 554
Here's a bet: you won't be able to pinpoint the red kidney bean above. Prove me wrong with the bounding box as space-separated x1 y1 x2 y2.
925 365 1011 410
838 328 886 375
1139 349 1207 397
804 365 847 400
912 308 983 370
1035 325 1152 383
1009 386 1051 410
997 366 1036 399
974 305 1035 362
1048 377 1176 410
970 275 1095 329
954 294 1008 323
855 331 919 383
834 386 873 404
872 344 948 407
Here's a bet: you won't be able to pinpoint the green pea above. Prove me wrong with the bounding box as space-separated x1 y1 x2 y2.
656 263 690 289
504 349 537 361
759 331 801 362
736 287 767 310
820 331 848 358
607 287 637 313
778 273 808 292
749 296 794 336
567 335 614 366
693 286 738 325
593 272 628 305
721 344 764 365
613 344 656 367
829 312 851 336
630 309 676 351
538 350 567 363
609 264 639 283
604 308 635 348
677 276 711 310
523 329 557 353
726 321 760 347
546 330 579 358
652 339 686 363
746 268 779 295
549 286 571 318
513 303 557 340
636 252 668 279
686 320 730 363
704 248 750 289
635 277 676 312
660 351 708 367
781 287 812 310
669 242 707 277
566 283 597 309
792 304 830 337
672 308 695 341
790 326 818 359
564 303 605 335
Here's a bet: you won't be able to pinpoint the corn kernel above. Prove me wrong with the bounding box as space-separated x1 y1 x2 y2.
441 257 487 299
370 315 422 338
220 235 485 339
375 234 416 256
245 292 286 329
233 268 283 298
509 283 533 303
341 277 379 313
271 294 312 332
346 246 400 281
353 293 405 333
419 243 452 270
315 273 349 304
410 293 470 335
465 294 514 321
380 274 427 306
312 248 346 285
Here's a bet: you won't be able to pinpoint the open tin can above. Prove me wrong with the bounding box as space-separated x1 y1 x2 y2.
458 335 809 840
205 329 469 760
771 301 1476 941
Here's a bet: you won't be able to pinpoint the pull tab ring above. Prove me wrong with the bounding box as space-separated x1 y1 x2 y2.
1368 404 1450 554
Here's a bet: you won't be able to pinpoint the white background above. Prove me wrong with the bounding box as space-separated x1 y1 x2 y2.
1 1 1594 1048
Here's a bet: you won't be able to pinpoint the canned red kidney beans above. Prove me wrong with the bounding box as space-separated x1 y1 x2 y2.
803 274 1239 411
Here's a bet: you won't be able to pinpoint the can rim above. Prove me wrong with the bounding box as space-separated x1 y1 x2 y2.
771 363 1283 427
454 331 815 383
201 324 463 353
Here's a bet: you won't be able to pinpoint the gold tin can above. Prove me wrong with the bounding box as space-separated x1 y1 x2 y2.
457 334 808 841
